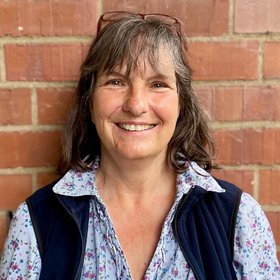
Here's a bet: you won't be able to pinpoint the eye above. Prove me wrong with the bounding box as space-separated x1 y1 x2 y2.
151 82 168 88
106 79 124 86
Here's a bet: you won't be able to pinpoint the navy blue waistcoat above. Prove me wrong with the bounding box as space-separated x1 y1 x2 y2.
26 178 242 280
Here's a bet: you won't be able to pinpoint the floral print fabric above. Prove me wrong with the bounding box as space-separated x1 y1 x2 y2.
1 159 279 279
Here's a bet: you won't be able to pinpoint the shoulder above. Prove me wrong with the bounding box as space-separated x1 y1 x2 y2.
26 178 61 207
233 192 280 277
0 202 41 278
214 177 242 195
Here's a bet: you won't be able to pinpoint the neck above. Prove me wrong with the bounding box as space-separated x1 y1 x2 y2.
96 151 177 202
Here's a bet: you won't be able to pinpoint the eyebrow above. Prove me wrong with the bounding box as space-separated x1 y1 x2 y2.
148 73 171 80
104 71 173 81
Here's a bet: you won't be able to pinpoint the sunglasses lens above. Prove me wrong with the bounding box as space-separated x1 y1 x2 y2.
102 12 135 22
144 15 177 25
98 12 179 33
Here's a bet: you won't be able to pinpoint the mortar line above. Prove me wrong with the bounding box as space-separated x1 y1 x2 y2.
0 44 6 82
1 32 280 44
254 168 260 201
0 167 57 174
0 81 77 88
31 85 38 125
1 80 280 89
0 36 92 44
98 0 103 15
210 121 280 129
215 164 280 171
262 205 280 211
259 41 265 82
192 79 280 87
228 0 235 35
0 125 63 132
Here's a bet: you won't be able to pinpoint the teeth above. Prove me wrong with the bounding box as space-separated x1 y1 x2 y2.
118 124 154 131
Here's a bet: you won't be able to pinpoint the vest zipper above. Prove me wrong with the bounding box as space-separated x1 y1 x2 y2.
173 188 202 280
56 196 85 280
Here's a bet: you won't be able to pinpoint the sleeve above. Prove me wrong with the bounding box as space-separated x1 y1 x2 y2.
233 192 280 279
0 202 41 279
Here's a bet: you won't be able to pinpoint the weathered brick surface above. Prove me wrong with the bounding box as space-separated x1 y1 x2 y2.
0 175 32 210
212 169 254 195
235 0 280 33
264 42 280 79
103 0 229 36
0 215 9 253
5 44 84 81
0 0 98 36
259 170 280 205
196 87 243 121
214 128 280 165
37 88 74 125
243 86 280 120
0 88 32 125
266 212 280 244
0 131 61 168
188 41 259 81
262 129 280 165
196 85 280 121
37 172 60 189
214 130 244 165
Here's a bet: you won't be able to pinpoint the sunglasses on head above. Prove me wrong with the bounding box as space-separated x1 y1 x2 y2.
97 11 181 34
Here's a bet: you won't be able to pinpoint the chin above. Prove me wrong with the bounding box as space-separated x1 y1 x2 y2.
116 147 166 161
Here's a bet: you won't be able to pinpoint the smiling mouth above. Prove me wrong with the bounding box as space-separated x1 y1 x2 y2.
118 124 155 131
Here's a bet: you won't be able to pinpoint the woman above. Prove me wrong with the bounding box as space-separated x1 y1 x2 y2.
1 11 279 280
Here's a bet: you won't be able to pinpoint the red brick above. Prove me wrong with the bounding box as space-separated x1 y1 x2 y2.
0 174 32 210
212 169 254 195
262 129 280 165
0 131 61 168
5 44 84 81
260 170 280 205
243 85 280 121
235 0 280 33
0 214 9 253
215 128 280 165
243 129 263 164
196 86 243 121
188 41 259 81
0 0 98 36
103 0 229 36
37 172 60 189
264 42 280 79
0 88 32 125
214 130 244 165
212 87 243 121
195 87 213 118
37 88 74 125
197 85 280 122
265 212 280 245
242 128 280 164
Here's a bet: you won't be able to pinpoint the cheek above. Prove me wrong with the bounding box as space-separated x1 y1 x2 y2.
91 93 122 124
156 94 179 121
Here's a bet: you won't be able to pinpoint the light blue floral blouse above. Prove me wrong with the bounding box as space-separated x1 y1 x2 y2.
1 159 279 279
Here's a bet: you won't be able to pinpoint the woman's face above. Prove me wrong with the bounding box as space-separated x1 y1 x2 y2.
91 47 179 162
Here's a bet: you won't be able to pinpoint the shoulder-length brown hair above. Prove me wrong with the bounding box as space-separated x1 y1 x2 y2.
59 14 215 174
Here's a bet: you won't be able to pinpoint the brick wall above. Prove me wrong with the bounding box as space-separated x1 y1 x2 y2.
0 0 279 260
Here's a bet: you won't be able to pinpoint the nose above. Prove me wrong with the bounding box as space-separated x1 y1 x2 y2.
122 85 149 116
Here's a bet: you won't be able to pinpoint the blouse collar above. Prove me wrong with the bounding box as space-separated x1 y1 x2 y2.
53 158 224 197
